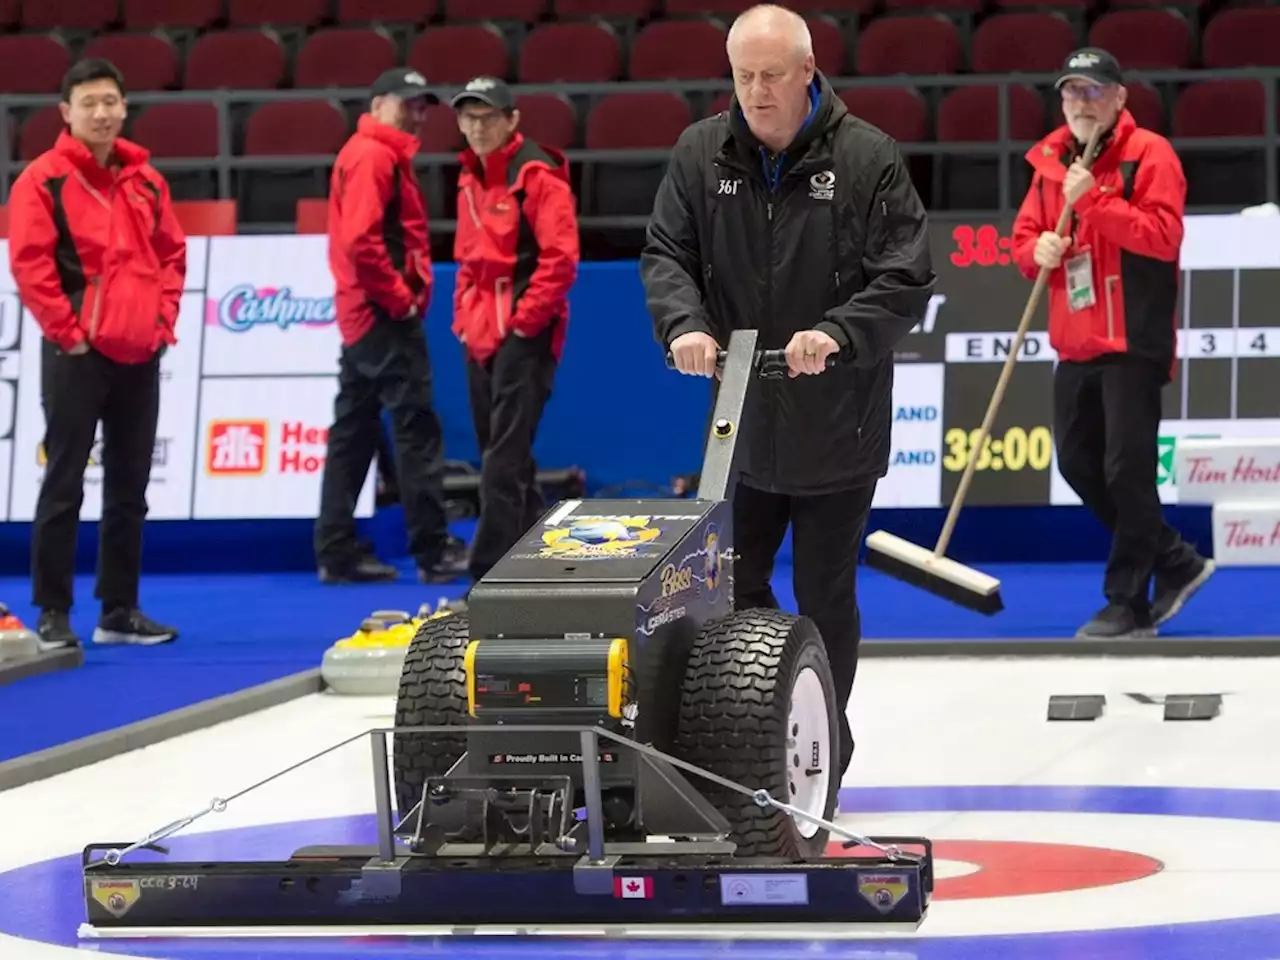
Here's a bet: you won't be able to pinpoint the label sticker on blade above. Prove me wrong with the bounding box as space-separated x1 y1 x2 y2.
719 874 809 906
88 878 141 919
858 872 910 913
488 752 618 764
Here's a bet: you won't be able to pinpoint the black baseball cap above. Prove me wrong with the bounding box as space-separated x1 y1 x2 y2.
1055 47 1123 88
450 76 515 112
371 67 439 104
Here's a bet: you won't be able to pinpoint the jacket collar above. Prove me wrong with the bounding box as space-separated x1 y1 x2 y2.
458 131 524 185
357 113 420 160
1027 109 1137 181
54 130 149 188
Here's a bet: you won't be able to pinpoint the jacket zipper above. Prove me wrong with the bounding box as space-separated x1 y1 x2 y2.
1105 275 1118 340
495 275 510 338
75 171 114 343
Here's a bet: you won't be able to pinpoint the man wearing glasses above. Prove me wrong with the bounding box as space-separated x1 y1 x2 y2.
1012 47 1213 640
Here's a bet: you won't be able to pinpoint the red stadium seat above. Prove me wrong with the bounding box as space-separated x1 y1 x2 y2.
1173 79 1265 207
82 34 180 91
122 0 221 28
587 92 692 218
296 198 328 233
295 28 399 88
519 23 621 83
21 0 117 30
418 103 464 153
807 15 847 75
784 0 874 14
444 0 547 22
855 16 962 76
970 13 1076 74
0 35 69 95
240 101 350 225
515 94 577 149
131 103 220 157
184 30 286 90
629 19 728 80
408 25 510 86
336 0 434 23
228 0 328 27
1087 9 1192 70
839 87 929 143
173 201 237 236
936 85 1046 210
664 0 754 16
18 106 65 161
554 0 653 17
1202 7 1280 68
0 0 16 27
883 0 982 13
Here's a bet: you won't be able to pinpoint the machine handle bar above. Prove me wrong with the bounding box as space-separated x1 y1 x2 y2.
667 348 837 379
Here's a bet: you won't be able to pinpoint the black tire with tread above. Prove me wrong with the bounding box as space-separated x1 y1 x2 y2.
674 608 839 859
392 613 471 818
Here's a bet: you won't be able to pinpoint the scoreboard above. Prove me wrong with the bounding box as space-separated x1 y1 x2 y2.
885 213 1280 509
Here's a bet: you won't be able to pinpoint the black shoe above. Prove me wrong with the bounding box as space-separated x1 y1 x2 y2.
319 555 399 584
1151 557 1216 626
36 610 80 652
1076 602 1157 640
93 608 178 646
418 536 469 584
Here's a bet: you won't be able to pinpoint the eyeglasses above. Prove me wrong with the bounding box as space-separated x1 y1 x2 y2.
1061 83 1113 101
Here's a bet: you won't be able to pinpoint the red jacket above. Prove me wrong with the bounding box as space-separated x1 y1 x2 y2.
1012 110 1185 377
7 131 185 364
328 115 432 346
453 132 578 364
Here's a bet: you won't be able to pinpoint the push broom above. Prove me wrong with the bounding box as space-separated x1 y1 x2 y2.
863 124 1104 615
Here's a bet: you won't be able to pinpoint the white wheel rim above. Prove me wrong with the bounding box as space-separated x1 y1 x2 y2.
786 666 831 840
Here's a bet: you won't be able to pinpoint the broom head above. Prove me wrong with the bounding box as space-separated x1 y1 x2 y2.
864 529 1004 616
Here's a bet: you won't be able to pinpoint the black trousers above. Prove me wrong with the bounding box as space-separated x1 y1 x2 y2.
1053 356 1200 611
315 315 449 570
465 327 557 580
732 477 878 779
32 339 160 613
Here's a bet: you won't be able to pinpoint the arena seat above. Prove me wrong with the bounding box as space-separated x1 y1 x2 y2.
970 13 1077 73
443 0 548 23
122 0 221 29
1172 78 1266 207
418 103 464 153
882 0 982 14
295 28 400 87
628 19 728 80
553 0 654 18
336 0 434 23
854 16 963 76
81 33 180 91
130 102 222 199
296 197 327 233
1202 7 1280 68
18 106 64 161
21 0 118 31
936 84 1046 210
1087 9 1192 69
515 93 578 148
228 0 329 28
239 100 350 224
0 0 15 28
839 87 929 144
519 22 622 83
587 92 691 218
172 200 237 235
807 15 847 75
663 0 755 17
990 0 1091 11
184 30 287 90
0 34 70 95
408 25 510 86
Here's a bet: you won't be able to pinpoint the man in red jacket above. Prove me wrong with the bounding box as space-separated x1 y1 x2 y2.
8 59 185 651
315 67 466 584
1012 47 1214 640
450 77 579 584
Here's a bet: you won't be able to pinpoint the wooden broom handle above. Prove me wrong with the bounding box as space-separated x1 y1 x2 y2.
932 125 1103 559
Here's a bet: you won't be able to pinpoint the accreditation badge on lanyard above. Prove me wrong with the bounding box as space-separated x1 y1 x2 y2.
1065 245 1096 312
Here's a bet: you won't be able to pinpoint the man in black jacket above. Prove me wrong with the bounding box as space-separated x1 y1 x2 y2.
640 3 935 779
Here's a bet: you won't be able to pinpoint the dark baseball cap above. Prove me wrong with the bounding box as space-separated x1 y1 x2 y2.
450 76 515 112
1055 47 1123 88
371 67 439 104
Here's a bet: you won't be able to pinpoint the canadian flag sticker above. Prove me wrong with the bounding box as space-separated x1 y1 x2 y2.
614 876 654 899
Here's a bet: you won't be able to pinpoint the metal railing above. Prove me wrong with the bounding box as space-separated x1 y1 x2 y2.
1 66 1274 230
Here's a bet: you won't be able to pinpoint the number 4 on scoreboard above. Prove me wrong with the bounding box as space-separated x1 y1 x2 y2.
1187 328 1278 358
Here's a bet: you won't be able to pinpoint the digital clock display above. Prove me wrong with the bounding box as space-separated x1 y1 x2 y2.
949 224 1018 268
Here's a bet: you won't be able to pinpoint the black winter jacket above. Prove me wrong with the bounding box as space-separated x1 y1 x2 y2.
640 73 936 496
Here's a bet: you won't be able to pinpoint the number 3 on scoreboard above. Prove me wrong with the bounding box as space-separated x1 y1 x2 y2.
942 426 1055 471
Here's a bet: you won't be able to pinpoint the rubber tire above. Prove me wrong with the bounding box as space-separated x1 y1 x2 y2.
674 608 840 859
392 613 471 818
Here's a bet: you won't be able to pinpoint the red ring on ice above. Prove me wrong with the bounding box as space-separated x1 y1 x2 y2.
830 839 1163 900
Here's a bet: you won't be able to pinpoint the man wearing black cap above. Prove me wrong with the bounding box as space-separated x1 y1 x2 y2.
1012 47 1213 639
449 76 579 586
315 67 467 584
